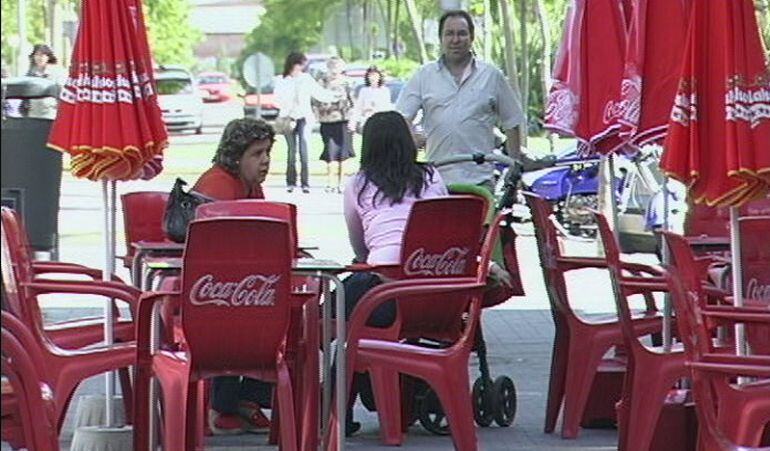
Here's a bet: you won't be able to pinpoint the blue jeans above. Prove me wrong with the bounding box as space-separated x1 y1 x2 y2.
285 118 310 188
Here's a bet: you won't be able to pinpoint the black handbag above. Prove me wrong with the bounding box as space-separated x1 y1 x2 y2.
163 178 214 243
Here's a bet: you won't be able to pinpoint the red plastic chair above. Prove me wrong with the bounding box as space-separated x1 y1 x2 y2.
524 193 664 438
1 317 58 451
1 207 138 350
194 199 319 446
0 306 134 434
328 196 489 450
120 191 171 269
594 212 689 451
665 232 770 448
1 207 122 283
133 217 299 451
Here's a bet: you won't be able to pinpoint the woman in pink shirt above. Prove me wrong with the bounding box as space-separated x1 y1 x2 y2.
341 110 448 433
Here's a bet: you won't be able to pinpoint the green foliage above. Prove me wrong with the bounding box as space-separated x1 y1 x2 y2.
238 0 343 83
375 57 420 79
144 0 202 67
1 0 57 69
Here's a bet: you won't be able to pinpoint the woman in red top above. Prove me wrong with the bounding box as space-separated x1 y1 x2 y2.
193 117 272 200
193 117 275 434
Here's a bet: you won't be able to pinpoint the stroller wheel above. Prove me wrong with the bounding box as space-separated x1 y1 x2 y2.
417 388 451 435
472 377 495 427
492 376 517 427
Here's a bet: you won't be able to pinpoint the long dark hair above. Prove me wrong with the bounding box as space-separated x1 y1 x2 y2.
282 52 306 77
364 66 384 87
357 111 435 207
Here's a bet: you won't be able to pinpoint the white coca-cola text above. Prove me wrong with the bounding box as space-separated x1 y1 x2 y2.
403 247 470 276
746 278 770 302
189 274 280 307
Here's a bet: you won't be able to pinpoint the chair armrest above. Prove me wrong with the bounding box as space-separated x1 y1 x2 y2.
700 353 770 367
555 256 607 272
23 281 141 313
701 306 770 325
687 360 770 379
31 262 125 283
135 291 180 362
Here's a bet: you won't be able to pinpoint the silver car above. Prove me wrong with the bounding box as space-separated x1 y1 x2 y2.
155 66 204 134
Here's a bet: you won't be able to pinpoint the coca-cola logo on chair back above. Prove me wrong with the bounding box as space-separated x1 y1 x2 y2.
739 216 770 303
397 196 486 338
180 217 293 373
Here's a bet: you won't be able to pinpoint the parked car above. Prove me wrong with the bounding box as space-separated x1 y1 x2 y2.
243 81 279 121
155 65 204 134
196 71 233 103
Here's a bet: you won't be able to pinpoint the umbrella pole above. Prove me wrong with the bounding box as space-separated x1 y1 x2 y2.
661 177 672 352
102 180 116 426
729 207 746 356
607 154 620 242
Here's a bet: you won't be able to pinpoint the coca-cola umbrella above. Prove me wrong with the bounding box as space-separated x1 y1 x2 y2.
661 0 770 353
614 0 693 147
544 0 630 155
46 0 167 426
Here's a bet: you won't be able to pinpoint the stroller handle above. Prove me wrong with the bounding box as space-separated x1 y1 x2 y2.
430 151 517 168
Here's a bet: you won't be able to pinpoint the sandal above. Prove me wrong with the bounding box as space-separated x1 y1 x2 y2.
238 401 271 433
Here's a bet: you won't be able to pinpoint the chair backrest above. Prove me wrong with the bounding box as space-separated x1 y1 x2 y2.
685 197 770 237
395 196 486 338
594 211 640 348
739 216 770 304
1 207 36 321
180 217 293 375
120 191 170 259
1 316 57 451
195 200 299 251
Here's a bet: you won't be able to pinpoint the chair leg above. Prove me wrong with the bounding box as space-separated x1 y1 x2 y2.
276 363 298 451
561 338 605 439
624 372 673 451
544 329 568 433
118 367 133 424
369 366 403 445
132 365 152 451
159 377 189 451
183 380 201 451
432 368 477 451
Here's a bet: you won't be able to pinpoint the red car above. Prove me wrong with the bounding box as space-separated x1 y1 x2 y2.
196 71 234 103
243 83 279 121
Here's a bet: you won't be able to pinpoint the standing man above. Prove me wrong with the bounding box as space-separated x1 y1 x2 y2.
396 10 525 190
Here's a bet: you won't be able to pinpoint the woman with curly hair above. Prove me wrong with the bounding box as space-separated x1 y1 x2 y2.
194 117 274 200
193 117 275 434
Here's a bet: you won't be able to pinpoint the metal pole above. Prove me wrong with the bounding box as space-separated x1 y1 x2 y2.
255 57 262 119
729 207 746 355
102 180 115 426
661 177 672 352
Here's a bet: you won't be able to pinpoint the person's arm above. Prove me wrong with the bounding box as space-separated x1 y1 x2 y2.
307 74 340 104
395 70 422 123
495 70 526 158
343 179 369 263
348 88 363 131
274 77 290 116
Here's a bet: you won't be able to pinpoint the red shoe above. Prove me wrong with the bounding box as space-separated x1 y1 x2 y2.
208 410 245 435
238 401 271 433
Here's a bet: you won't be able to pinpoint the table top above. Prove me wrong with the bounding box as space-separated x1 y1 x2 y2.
144 257 346 272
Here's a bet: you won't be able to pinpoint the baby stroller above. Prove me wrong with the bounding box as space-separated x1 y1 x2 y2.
356 151 528 435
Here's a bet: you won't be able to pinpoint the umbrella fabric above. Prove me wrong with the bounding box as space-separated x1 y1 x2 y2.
615 0 693 147
544 0 630 154
48 0 167 181
661 0 770 207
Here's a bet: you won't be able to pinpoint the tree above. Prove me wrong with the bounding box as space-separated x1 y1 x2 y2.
144 0 202 67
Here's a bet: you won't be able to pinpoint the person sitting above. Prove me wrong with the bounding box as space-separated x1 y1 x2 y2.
341 110 449 431
193 117 274 435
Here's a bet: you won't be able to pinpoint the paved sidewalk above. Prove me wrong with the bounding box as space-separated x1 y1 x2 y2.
44 308 619 450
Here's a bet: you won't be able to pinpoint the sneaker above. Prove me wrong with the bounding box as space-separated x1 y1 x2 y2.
238 401 271 433
208 410 245 435
302 187 310 194
287 186 295 193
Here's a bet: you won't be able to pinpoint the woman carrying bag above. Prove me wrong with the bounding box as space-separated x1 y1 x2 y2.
274 52 339 193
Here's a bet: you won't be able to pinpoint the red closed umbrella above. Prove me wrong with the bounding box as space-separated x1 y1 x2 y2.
615 0 693 147
48 0 167 181
44 0 168 426
661 0 770 207
544 0 629 154
661 0 770 357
